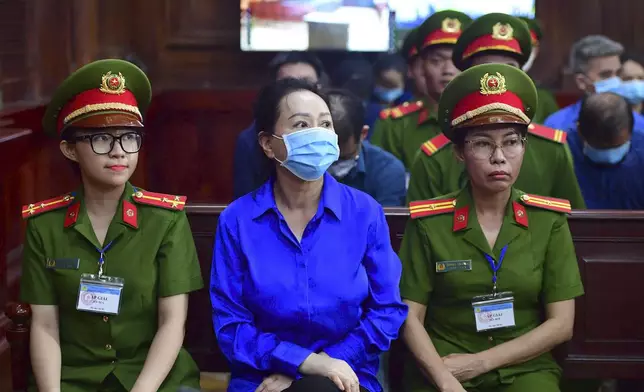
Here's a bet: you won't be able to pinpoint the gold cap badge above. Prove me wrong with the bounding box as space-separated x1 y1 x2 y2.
480 72 507 95
441 18 461 33
100 71 127 95
492 22 514 41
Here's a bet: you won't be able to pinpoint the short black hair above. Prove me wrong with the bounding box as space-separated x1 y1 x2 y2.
373 53 407 78
269 52 324 80
579 92 633 146
330 58 374 101
326 88 365 145
253 78 329 180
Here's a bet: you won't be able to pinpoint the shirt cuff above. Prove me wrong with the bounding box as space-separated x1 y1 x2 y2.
324 333 364 365
271 341 314 378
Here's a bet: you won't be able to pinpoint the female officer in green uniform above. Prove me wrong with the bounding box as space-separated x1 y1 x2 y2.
19 59 203 392
398 64 584 392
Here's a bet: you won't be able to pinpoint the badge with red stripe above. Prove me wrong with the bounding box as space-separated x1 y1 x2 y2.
520 194 571 213
528 124 567 144
22 194 75 219
122 200 138 228
379 108 392 120
512 201 528 227
390 100 424 119
421 133 451 157
452 206 469 231
132 189 187 211
409 198 456 219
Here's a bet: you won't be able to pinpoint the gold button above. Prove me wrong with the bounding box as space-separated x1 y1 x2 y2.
105 344 112 350
135 191 143 198
103 316 109 322
488 336 494 342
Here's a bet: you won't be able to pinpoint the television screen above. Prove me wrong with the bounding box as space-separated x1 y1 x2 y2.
240 0 535 52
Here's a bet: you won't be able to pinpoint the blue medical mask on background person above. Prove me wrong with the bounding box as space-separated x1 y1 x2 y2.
273 127 340 181
373 85 404 103
593 76 622 94
328 154 359 179
583 141 631 165
611 80 644 104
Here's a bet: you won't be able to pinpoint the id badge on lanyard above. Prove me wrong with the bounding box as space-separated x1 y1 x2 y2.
471 245 516 332
76 241 125 315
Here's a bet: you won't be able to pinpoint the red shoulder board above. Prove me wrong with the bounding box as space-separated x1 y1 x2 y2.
379 108 392 120
421 133 451 157
132 190 187 211
409 198 456 219
390 100 424 119
528 124 567 144
22 194 75 219
520 194 571 213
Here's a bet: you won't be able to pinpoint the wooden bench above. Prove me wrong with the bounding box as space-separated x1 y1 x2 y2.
7 206 644 391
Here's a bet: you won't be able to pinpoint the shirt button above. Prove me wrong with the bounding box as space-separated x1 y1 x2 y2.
488 336 494 342
105 344 112 350
103 316 109 322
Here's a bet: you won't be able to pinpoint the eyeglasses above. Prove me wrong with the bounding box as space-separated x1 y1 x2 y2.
465 136 526 160
71 132 143 155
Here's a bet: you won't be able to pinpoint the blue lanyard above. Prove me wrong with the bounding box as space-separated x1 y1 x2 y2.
484 245 508 294
96 241 114 277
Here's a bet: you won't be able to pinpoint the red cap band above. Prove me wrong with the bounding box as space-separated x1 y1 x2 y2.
462 34 523 60
451 90 525 126
57 89 141 134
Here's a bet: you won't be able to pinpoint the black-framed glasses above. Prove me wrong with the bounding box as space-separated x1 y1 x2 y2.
465 136 527 160
72 132 143 155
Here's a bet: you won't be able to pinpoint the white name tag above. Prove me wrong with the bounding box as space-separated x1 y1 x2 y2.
472 293 516 332
77 274 124 315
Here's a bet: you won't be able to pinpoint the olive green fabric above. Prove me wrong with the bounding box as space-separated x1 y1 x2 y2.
405 133 587 209
43 59 152 136
533 87 560 124
405 368 561 392
452 13 532 71
438 64 538 139
518 17 543 41
399 187 584 392
370 99 441 170
415 10 472 49
401 28 420 61
20 182 203 392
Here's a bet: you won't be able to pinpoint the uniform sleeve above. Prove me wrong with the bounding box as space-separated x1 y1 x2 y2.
210 215 313 378
157 211 204 297
374 158 407 206
406 153 443 204
542 214 585 303
20 219 57 305
324 206 408 367
369 118 389 147
398 219 433 305
551 144 587 209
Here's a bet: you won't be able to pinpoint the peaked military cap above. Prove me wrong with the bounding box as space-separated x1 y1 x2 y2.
416 10 472 51
438 63 537 140
400 28 420 62
452 13 532 71
43 59 152 137
518 16 543 47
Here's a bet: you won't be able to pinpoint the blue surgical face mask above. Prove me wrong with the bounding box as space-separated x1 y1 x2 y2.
374 85 404 103
593 76 622 94
583 141 631 165
273 127 340 181
328 153 359 179
611 80 644 104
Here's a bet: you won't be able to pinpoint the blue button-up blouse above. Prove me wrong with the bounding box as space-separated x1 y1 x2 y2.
210 173 408 392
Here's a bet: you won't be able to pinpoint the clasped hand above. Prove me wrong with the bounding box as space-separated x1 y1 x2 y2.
255 374 293 392
442 353 487 383
300 352 360 392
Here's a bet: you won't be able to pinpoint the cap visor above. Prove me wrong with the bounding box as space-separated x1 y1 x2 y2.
66 112 143 130
454 112 528 129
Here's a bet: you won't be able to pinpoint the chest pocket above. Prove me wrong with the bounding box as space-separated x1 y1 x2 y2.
47 257 97 310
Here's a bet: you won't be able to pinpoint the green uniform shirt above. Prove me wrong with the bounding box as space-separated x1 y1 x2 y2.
399 187 584 391
20 182 203 392
533 87 560 125
370 99 442 170
406 130 587 209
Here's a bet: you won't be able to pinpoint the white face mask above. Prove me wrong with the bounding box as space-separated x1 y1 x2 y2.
522 48 538 73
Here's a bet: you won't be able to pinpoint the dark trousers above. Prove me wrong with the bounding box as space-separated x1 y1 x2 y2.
284 375 370 392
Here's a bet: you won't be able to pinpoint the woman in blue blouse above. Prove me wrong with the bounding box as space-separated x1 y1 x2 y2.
210 78 408 392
